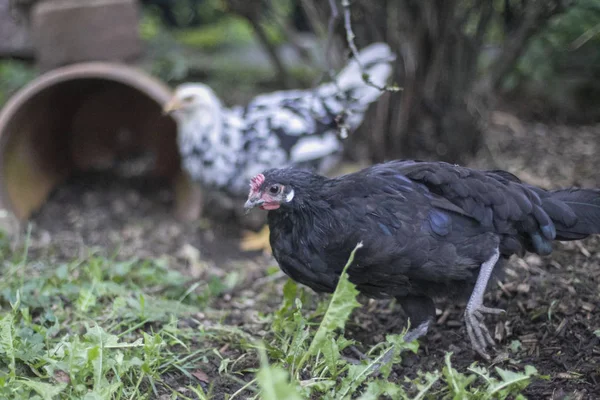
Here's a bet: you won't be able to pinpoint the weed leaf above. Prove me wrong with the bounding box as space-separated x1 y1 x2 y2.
17 380 66 400
299 243 363 370
256 344 303 400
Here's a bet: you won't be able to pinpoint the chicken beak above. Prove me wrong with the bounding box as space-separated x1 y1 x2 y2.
244 197 264 214
163 97 183 115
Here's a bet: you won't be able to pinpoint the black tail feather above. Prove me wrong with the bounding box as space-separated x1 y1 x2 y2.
545 188 600 240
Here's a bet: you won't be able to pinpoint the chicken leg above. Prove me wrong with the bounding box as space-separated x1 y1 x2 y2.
369 295 435 367
398 295 436 343
173 173 204 221
464 248 504 360
344 295 435 369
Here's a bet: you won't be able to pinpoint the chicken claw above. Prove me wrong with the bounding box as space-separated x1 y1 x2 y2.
465 305 505 359
464 248 503 360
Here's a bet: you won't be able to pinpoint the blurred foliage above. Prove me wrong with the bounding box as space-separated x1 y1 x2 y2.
139 0 315 96
174 17 255 48
141 0 286 50
139 9 163 40
141 28 191 82
506 0 600 89
0 61 37 107
1 0 596 119
139 0 285 85
141 0 207 29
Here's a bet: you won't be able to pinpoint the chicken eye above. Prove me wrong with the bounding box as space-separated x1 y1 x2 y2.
269 185 281 195
182 95 194 102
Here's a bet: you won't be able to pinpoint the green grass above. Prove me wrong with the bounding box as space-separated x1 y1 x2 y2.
0 61 38 107
0 234 539 399
139 8 284 52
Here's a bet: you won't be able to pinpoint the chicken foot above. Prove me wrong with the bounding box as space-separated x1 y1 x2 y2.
343 295 434 370
342 320 430 375
464 248 504 360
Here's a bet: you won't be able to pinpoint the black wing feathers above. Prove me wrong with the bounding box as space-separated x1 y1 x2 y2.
381 160 600 256
546 188 600 239
379 161 541 255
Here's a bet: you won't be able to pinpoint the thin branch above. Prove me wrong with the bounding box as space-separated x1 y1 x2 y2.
341 0 400 92
265 2 315 66
310 0 341 88
472 2 494 53
225 0 295 88
483 1 565 91
341 0 360 62
245 16 295 89
305 0 350 139
309 0 400 140
299 0 328 37
324 0 340 79
570 21 600 50
455 0 486 32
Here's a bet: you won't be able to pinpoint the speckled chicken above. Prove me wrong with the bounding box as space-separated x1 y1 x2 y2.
163 43 395 250
243 160 600 359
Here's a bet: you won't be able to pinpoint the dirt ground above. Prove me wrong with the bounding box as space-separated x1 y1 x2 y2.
26 113 600 399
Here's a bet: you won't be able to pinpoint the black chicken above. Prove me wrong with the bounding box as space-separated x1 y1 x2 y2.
244 160 600 359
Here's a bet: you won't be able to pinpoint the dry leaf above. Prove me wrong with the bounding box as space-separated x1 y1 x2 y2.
179 243 206 278
192 369 210 383
517 283 530 293
54 370 70 384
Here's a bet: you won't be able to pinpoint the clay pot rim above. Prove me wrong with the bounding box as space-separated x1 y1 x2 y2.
0 61 175 219
0 62 173 139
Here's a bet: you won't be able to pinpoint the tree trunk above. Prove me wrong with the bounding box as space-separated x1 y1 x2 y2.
337 0 567 164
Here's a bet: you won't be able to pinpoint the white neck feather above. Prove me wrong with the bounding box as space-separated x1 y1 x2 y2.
286 189 295 202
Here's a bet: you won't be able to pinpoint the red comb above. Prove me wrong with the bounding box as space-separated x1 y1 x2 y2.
250 174 265 192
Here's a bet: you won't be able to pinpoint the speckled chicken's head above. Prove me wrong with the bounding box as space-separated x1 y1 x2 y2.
162 83 221 122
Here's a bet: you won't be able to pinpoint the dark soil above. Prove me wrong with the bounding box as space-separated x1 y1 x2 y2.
25 114 600 399
28 171 263 267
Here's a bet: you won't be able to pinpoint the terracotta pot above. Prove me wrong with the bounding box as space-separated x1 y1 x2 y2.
0 62 181 221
